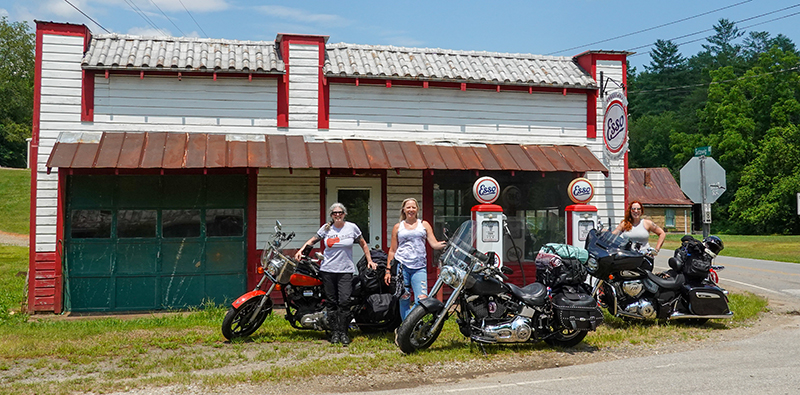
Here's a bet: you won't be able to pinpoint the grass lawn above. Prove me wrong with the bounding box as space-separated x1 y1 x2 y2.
654 234 800 264
0 168 30 235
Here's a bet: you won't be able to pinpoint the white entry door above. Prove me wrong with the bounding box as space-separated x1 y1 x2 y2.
325 177 382 265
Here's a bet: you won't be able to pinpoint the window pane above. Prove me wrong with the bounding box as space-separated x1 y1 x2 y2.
70 210 112 238
118 210 157 238
337 189 370 241
162 209 201 238
206 209 244 237
665 209 676 228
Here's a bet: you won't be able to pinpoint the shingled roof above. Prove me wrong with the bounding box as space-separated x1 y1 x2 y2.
81 35 596 88
629 168 693 206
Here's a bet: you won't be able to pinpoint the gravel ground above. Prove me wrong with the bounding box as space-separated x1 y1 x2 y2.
0 230 28 247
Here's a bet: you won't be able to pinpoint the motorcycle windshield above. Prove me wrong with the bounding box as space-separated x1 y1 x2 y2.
587 229 645 253
440 220 476 271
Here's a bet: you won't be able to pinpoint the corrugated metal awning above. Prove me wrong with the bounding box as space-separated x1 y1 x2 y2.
47 132 608 175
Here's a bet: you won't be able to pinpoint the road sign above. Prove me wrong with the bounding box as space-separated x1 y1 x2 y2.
680 156 727 204
694 146 712 157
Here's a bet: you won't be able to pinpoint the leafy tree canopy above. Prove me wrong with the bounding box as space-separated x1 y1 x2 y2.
0 16 34 168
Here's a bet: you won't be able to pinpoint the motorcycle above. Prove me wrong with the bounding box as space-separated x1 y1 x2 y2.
584 229 733 324
221 221 401 340
394 220 603 354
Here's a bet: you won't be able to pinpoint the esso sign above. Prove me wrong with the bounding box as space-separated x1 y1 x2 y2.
568 178 594 204
472 176 500 204
603 91 629 158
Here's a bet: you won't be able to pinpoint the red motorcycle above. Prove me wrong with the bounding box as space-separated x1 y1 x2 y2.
221 221 400 340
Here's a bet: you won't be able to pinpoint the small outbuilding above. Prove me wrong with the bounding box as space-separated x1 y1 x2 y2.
627 168 693 233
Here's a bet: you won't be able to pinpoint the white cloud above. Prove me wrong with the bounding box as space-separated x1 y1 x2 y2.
44 0 91 19
128 0 230 13
127 26 172 37
257 5 349 27
0 9 9 18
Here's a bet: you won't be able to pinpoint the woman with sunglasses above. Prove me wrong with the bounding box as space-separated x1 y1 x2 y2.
295 202 375 345
613 200 666 255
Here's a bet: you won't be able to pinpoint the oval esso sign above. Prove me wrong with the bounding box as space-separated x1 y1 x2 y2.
604 99 628 154
472 176 500 204
568 178 594 204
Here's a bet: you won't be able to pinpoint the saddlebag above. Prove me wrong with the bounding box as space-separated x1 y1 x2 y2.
364 293 396 321
675 237 712 280
685 285 730 315
551 288 603 331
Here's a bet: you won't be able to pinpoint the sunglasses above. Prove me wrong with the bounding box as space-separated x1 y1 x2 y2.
331 211 345 215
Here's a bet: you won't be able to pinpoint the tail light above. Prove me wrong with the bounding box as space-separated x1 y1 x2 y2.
257 266 264 274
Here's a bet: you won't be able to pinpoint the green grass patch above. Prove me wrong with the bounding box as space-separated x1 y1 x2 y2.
0 167 30 235
0 245 28 324
0 291 768 394
653 234 800 264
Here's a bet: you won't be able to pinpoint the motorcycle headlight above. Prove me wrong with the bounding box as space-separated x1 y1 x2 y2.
440 265 466 288
266 258 284 278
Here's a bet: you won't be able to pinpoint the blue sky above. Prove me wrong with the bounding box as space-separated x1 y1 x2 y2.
1 0 799 71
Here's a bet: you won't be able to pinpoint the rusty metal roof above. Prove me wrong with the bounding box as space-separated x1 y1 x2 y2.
47 132 608 175
628 168 693 206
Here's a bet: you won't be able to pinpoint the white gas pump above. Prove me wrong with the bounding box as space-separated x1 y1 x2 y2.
565 178 597 248
471 177 504 266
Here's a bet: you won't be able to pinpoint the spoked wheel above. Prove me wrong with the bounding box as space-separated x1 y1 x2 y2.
544 328 587 348
395 305 444 354
221 296 273 340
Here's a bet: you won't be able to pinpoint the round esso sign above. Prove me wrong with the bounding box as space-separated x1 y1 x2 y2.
604 96 628 155
568 178 594 204
472 176 500 204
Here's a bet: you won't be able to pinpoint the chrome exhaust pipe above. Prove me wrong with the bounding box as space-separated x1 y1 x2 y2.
669 311 733 320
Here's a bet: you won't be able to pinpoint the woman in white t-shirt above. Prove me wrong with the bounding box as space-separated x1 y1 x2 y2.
387 198 446 320
613 200 666 255
295 203 375 345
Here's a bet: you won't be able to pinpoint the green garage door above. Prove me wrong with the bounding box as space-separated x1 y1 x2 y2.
65 174 248 312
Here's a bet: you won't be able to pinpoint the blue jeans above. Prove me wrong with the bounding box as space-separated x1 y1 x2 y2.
399 265 428 320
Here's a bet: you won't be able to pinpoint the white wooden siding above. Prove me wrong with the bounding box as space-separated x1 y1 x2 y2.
35 34 85 252
327 85 588 145
590 60 627 225
386 170 423 245
287 44 319 130
256 169 321 248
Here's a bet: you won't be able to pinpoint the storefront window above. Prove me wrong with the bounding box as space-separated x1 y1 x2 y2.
70 210 112 238
432 171 572 262
118 209 157 238
162 209 201 238
206 208 244 237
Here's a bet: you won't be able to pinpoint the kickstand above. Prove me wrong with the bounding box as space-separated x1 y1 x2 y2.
478 342 487 356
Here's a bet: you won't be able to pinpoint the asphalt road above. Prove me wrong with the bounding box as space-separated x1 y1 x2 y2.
348 255 800 395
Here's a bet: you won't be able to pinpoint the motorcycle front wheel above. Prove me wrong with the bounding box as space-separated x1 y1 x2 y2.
544 328 587 348
395 305 444 354
221 296 273 340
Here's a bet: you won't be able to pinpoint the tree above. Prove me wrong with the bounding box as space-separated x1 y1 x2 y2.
0 16 34 168
701 18 745 68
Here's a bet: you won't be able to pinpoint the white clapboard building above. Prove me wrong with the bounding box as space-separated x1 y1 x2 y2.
29 21 629 313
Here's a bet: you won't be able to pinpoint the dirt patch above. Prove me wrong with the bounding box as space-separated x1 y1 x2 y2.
0 230 28 247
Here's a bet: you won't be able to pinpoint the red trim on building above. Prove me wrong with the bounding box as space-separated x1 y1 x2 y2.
276 34 328 129
586 91 597 139
624 151 630 209
28 22 45 313
277 40 289 127
381 171 388 251
247 169 259 290
319 170 327 226
318 44 329 129
325 77 593 95
81 70 95 122
422 170 439 299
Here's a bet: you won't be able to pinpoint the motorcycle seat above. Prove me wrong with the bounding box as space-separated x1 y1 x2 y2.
507 282 547 306
644 270 684 290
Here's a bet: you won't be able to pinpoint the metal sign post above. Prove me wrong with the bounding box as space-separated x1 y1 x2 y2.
680 152 727 238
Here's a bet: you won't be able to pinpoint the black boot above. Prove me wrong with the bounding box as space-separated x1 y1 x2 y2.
328 311 341 344
339 311 351 346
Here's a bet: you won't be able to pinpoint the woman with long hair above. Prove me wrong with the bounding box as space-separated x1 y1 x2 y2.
387 198 446 320
295 203 375 345
613 200 666 255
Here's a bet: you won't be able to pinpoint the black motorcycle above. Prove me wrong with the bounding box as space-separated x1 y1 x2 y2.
394 220 603 354
221 221 401 340
584 229 732 324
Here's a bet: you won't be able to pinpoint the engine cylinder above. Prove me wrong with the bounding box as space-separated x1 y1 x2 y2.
481 316 533 343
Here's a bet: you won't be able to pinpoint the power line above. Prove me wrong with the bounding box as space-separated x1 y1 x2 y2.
628 65 800 94
63 0 111 33
123 0 168 36
546 0 753 55
630 8 800 58
150 0 186 36
178 0 209 38
627 3 800 54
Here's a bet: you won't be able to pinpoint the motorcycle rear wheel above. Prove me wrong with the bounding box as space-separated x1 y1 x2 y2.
221 297 272 340
544 328 587 348
395 305 444 354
